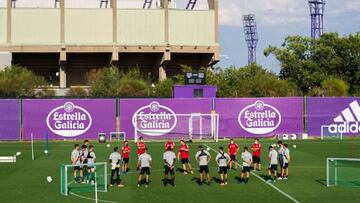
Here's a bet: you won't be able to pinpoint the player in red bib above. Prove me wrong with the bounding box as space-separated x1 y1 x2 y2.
177 140 194 174
228 139 239 169
121 140 131 174
165 139 175 151
251 138 262 171
137 137 146 156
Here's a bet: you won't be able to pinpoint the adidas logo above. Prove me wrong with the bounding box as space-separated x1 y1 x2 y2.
328 100 360 134
333 100 360 122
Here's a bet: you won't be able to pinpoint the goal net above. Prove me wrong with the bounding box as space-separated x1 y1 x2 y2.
60 162 107 196
109 132 126 142
133 113 219 142
321 125 343 140
327 158 360 187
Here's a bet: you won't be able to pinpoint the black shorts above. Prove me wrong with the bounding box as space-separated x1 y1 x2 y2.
242 166 250 173
140 167 151 175
230 155 236 161
283 163 289 169
164 165 175 175
181 158 189 164
268 164 278 172
73 166 81 171
218 166 228 174
279 159 284 167
199 165 209 173
123 158 129 164
253 156 261 164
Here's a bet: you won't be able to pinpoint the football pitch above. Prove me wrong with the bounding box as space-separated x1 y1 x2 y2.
1 139 360 203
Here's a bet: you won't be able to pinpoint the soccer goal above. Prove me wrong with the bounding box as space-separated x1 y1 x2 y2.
321 125 343 140
133 113 219 142
60 162 107 196
109 132 126 142
327 158 360 187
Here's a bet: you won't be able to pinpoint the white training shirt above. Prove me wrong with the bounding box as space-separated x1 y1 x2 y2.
278 146 285 156
81 149 88 164
269 149 278 165
163 151 176 166
87 151 96 164
283 148 290 164
215 152 230 167
138 153 152 168
71 149 81 165
109 152 121 165
195 150 210 166
241 151 253 167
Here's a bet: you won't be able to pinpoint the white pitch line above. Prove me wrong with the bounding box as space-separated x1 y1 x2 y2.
70 192 119 203
203 144 301 203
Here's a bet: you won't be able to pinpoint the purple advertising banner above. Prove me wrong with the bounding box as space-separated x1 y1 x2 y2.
215 98 304 138
22 99 116 140
120 98 213 140
307 97 360 136
0 99 19 141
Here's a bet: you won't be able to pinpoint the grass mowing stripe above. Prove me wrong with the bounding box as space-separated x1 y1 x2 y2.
203 144 301 203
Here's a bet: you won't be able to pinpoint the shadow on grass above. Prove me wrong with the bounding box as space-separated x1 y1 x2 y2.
316 179 327 186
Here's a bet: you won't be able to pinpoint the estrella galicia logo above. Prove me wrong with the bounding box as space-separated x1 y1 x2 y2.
132 102 177 136
238 100 282 134
46 102 92 137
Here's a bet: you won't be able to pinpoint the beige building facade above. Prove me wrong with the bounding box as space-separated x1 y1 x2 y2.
0 0 219 88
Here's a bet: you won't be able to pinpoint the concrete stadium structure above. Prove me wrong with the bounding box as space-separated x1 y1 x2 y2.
0 0 219 88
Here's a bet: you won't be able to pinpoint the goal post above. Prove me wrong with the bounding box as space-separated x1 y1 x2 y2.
133 113 219 142
60 162 107 196
327 158 360 187
321 125 343 140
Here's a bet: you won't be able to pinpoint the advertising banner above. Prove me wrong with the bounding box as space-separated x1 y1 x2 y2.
119 98 213 140
0 99 19 141
22 99 116 140
307 97 360 136
215 98 304 138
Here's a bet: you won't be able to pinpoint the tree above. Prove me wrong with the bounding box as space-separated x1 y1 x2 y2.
66 87 88 97
154 79 174 98
0 65 50 97
265 33 360 95
88 66 149 97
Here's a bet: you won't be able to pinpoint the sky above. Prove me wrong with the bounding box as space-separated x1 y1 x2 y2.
213 0 360 73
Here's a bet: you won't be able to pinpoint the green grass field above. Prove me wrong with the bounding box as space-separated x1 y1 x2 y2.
1 139 360 203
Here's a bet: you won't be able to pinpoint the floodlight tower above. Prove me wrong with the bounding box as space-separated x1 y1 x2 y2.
242 14 258 65
308 0 325 39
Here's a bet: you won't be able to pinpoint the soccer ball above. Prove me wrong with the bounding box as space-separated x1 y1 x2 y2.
44 150 48 154
16 152 21 156
46 176 53 183
206 147 210 151
293 145 297 149
106 144 110 148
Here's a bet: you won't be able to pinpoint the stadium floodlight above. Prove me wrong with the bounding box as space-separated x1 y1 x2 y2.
243 14 258 65
327 158 360 187
308 0 325 39
186 0 197 10
60 162 107 196
133 113 219 142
